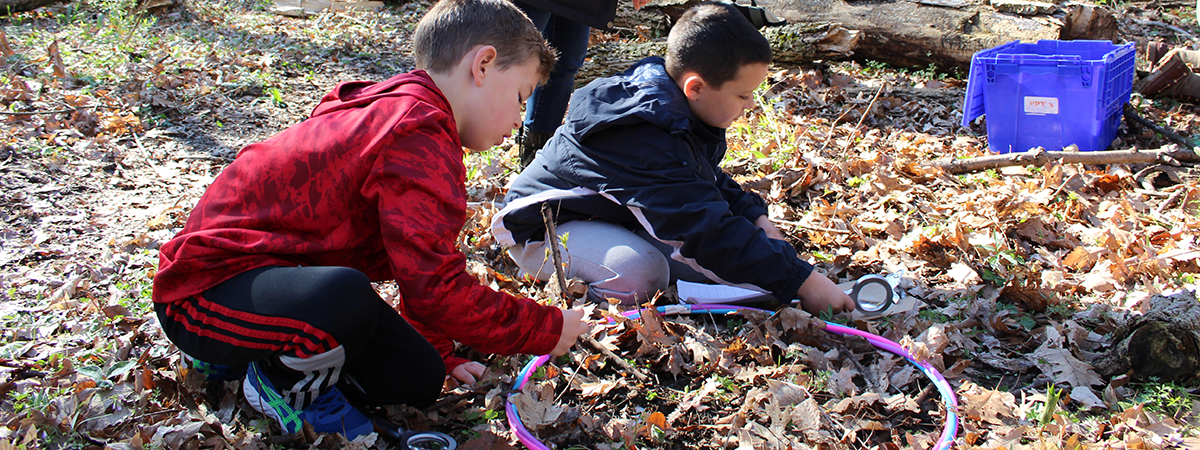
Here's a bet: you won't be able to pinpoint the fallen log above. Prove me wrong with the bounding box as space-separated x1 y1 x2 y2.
0 0 67 14
578 21 859 83
931 145 1200 175
642 0 1118 71
758 0 1118 70
1093 290 1200 386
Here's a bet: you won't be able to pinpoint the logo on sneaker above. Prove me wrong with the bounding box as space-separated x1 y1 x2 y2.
244 362 303 433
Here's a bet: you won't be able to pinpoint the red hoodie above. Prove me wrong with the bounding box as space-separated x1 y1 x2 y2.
153 70 562 372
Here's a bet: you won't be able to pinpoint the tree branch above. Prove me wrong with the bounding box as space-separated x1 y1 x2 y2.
539 202 650 382
932 146 1200 175
1124 104 1200 149
541 202 570 309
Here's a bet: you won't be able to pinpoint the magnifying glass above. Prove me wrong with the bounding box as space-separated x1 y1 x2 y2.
845 274 895 314
371 414 458 450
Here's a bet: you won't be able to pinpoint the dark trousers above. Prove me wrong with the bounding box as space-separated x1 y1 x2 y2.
516 3 592 134
156 266 444 408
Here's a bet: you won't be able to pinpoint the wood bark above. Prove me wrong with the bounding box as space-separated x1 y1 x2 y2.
577 22 859 83
0 0 67 14
1093 290 1200 386
758 0 1118 70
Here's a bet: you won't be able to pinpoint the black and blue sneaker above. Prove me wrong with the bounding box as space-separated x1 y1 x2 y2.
181 353 247 383
242 361 373 440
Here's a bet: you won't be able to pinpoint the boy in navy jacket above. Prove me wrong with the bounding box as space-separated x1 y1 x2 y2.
493 2 854 314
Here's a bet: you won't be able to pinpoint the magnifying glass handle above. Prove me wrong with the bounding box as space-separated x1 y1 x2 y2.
370 413 458 450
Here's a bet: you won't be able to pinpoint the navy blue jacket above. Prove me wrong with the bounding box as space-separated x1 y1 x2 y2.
492 57 813 302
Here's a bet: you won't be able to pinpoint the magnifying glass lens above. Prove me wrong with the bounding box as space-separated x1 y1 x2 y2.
407 434 457 450
854 279 892 312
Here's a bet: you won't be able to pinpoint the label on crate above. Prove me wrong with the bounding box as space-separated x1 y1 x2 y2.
1024 96 1059 115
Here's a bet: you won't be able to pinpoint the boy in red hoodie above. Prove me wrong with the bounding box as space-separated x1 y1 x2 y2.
151 0 588 440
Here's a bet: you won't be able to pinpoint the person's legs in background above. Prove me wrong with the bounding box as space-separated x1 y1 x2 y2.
1138 42 1200 103
515 3 592 166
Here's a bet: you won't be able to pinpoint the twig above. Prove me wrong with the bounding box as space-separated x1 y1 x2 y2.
1123 104 1199 149
583 336 650 382
539 203 650 382
838 82 886 159
422 382 496 413
0 105 98 116
836 340 883 394
1047 172 1079 203
772 218 852 234
1156 189 1188 216
932 146 1200 175
815 100 861 153
912 381 938 406
1129 18 1198 41
553 364 583 403
131 131 147 155
541 203 570 309
1134 188 1171 199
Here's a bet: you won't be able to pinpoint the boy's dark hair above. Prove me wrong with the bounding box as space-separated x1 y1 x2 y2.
413 0 556 81
665 2 772 88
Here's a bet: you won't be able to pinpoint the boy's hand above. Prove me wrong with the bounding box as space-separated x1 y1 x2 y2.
795 273 856 316
448 361 486 386
754 215 787 241
551 308 589 356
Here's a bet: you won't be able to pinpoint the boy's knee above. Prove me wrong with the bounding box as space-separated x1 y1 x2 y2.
590 249 669 305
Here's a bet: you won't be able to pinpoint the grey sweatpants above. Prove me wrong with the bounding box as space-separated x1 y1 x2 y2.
507 220 708 305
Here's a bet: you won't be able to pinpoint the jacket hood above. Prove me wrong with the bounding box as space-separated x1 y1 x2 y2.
310 70 448 119
566 57 696 141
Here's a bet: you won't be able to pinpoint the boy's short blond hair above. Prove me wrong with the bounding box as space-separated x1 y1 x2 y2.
413 0 556 82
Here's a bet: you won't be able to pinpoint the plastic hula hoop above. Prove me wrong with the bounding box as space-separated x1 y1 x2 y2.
506 303 959 450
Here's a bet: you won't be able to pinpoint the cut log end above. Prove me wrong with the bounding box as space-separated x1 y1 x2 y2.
1095 291 1200 386
1125 321 1200 384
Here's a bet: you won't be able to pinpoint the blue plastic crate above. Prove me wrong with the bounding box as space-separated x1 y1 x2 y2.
961 40 1135 153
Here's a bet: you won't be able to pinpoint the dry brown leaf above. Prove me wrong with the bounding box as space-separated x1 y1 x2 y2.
666 379 721 424
1030 326 1103 387
958 381 1018 425
0 29 12 58
1070 385 1107 412
1063 246 1101 272
48 40 68 79
508 384 568 431
645 411 669 432
461 430 517 450
579 378 622 398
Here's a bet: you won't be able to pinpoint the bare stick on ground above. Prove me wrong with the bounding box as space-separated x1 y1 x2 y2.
540 203 651 382
1124 104 1200 149
932 145 1200 175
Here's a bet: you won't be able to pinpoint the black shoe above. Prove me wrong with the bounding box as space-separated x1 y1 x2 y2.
730 1 786 29
519 129 554 167
1138 50 1190 97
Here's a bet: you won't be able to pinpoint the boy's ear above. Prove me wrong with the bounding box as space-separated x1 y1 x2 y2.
680 73 706 100
469 45 498 87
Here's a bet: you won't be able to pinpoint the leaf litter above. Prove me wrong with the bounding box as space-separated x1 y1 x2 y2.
1 0 1200 448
